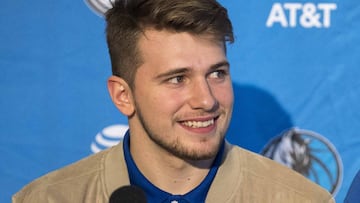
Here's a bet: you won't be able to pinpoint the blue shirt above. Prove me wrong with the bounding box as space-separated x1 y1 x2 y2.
123 131 224 203
344 170 360 203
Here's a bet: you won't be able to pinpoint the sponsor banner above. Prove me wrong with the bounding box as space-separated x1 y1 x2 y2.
266 2 337 28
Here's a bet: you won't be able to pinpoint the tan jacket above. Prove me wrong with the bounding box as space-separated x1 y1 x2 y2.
13 142 335 203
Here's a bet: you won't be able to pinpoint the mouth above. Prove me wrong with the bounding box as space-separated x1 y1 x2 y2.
180 117 218 129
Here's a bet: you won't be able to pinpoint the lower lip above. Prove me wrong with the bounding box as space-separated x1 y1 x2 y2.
180 121 217 134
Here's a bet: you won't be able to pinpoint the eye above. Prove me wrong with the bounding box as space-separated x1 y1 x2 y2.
209 69 228 79
168 75 185 84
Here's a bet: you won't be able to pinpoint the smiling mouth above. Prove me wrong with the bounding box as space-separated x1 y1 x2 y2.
181 118 216 128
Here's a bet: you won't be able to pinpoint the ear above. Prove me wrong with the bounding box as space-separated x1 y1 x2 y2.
107 76 135 116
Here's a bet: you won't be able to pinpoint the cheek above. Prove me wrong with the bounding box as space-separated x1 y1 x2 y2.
161 91 185 109
215 84 234 107
142 89 185 115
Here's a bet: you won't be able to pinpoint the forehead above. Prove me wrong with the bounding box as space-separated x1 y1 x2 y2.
137 29 226 69
139 28 224 50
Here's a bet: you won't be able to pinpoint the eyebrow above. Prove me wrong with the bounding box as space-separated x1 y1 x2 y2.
154 67 190 81
210 60 230 71
154 60 230 80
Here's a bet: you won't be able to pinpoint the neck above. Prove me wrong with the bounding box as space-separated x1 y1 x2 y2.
130 132 215 194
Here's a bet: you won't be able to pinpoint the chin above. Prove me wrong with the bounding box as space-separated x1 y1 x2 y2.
176 141 221 160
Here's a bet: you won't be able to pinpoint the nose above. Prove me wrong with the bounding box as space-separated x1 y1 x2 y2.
188 79 218 112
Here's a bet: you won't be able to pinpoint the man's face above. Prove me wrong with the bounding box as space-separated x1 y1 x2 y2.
130 29 233 160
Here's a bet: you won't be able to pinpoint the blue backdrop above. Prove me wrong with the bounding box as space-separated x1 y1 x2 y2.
1 0 359 202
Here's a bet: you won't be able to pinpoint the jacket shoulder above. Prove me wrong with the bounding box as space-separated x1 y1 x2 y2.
12 147 110 202
217 143 335 202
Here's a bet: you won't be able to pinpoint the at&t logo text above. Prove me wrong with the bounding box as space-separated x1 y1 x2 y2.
266 2 337 28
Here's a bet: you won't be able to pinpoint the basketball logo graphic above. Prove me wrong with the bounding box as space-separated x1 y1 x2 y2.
84 0 115 16
261 127 343 195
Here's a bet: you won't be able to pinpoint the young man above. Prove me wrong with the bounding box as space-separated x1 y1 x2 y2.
13 0 335 202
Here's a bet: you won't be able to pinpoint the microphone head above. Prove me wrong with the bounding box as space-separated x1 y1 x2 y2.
109 185 147 203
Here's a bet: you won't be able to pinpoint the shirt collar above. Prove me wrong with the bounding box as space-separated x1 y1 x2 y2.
123 130 224 203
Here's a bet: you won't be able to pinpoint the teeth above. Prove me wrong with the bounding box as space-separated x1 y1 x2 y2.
182 119 214 128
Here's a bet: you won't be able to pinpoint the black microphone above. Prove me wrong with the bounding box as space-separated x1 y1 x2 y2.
109 185 147 203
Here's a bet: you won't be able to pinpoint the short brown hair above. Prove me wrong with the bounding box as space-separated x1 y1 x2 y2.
105 0 234 87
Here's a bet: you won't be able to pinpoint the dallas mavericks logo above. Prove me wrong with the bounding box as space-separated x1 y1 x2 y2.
91 124 128 153
84 0 115 16
261 128 343 195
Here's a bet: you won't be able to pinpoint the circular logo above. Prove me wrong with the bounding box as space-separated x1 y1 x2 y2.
84 0 115 16
261 127 343 195
91 124 129 153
